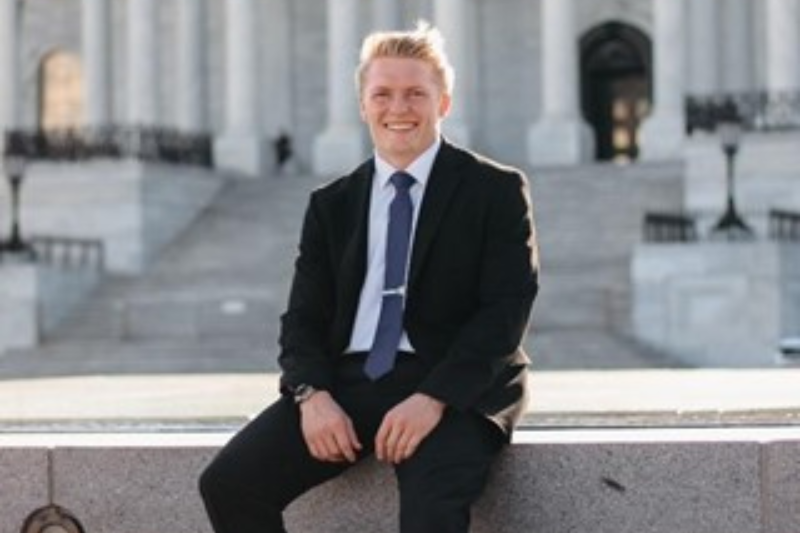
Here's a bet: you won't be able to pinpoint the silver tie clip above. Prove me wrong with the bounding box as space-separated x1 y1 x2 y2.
382 286 406 297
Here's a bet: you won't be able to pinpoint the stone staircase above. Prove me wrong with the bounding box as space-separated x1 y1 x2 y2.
529 160 686 368
0 172 316 378
0 161 687 379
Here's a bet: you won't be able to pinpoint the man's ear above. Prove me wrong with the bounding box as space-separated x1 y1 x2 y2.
439 93 452 118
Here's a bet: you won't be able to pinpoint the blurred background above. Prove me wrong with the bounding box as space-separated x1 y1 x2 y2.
1 0 799 427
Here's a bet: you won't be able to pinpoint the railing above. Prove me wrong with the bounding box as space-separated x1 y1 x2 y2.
686 90 800 134
3 127 213 167
643 212 698 243
644 209 800 243
29 235 105 270
768 209 800 241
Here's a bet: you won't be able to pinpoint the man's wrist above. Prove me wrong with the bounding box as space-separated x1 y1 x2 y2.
416 392 446 413
293 384 322 405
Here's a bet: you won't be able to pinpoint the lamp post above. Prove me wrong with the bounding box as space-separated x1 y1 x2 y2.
711 120 754 240
0 153 36 261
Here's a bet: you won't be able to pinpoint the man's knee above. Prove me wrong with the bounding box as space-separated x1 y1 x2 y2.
198 458 225 505
199 451 255 505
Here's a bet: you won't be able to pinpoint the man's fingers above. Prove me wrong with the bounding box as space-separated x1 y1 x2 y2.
374 422 388 460
308 440 326 461
376 394 445 463
299 391 365 463
375 421 396 461
396 435 420 463
322 434 342 460
332 428 359 463
308 421 362 463
390 433 417 463
377 419 406 462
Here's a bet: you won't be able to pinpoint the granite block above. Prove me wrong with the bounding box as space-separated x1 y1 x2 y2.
763 440 800 533
474 441 762 533
51 447 217 533
287 440 763 533
0 449 50 533
285 458 397 532
17 436 774 533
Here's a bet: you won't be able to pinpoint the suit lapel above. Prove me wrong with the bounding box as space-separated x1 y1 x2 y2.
339 160 374 321
408 142 464 289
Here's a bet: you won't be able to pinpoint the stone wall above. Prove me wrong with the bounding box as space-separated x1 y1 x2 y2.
4 161 222 274
633 241 800 366
1 429 798 533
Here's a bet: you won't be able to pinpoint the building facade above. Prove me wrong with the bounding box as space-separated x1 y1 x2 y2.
1 0 798 177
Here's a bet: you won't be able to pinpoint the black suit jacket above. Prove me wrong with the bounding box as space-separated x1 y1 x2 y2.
279 140 539 436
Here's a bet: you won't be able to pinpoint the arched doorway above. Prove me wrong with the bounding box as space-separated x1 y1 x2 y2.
581 23 651 162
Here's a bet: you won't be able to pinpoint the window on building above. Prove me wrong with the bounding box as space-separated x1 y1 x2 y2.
39 50 84 131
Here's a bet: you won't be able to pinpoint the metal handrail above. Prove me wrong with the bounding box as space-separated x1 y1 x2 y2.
686 90 800 134
3 126 213 167
643 212 698 243
768 209 800 241
29 235 105 270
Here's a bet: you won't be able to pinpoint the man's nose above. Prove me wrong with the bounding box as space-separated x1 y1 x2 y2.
389 95 411 112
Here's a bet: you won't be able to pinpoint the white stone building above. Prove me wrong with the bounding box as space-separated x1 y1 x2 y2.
1 0 800 367
1 0 798 176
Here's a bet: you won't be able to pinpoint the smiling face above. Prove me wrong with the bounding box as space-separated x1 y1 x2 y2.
359 56 451 170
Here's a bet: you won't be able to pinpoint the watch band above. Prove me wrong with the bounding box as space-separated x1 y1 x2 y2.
293 384 319 405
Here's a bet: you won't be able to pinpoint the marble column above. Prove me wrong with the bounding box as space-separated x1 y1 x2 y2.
527 0 593 166
214 0 267 177
640 0 686 161
176 0 207 132
434 0 471 146
688 0 718 96
765 0 800 92
0 0 21 154
373 0 402 30
127 0 159 126
262 0 293 138
721 0 754 93
82 0 112 129
312 0 365 177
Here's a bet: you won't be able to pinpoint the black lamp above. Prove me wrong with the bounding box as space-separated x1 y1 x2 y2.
711 119 753 240
0 152 36 260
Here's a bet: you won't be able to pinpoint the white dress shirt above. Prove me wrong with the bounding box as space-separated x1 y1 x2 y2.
346 139 441 353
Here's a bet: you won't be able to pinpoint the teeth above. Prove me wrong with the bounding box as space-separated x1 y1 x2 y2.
387 123 414 131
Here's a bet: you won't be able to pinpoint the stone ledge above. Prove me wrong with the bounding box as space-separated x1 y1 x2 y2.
0 428 798 533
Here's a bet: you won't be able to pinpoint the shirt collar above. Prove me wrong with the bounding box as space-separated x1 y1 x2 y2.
374 138 441 189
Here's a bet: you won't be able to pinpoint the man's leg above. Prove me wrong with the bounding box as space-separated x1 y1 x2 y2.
199 396 352 533
395 410 505 533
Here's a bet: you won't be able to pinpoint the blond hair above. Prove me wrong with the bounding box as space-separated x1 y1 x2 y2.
356 21 455 96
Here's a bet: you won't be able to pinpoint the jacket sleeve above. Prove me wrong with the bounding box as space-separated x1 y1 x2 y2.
416 169 539 411
278 192 338 395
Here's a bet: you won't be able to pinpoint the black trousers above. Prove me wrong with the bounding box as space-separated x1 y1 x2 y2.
199 353 505 533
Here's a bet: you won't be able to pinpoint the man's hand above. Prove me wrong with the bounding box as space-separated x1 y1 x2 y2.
299 390 362 463
375 393 445 464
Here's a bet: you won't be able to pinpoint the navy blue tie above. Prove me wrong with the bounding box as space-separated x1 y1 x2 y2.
364 171 415 380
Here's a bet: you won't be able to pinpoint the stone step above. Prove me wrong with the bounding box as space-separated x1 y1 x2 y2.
532 161 684 266
0 338 277 379
52 289 284 342
7 161 686 376
529 328 682 370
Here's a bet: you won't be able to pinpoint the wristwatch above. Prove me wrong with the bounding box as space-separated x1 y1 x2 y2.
293 384 319 405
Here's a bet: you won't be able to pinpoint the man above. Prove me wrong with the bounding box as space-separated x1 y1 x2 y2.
200 22 539 533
